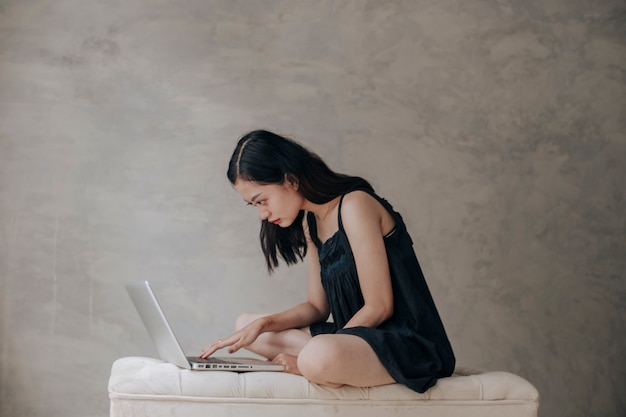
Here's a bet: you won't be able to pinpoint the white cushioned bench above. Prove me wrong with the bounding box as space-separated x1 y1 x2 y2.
108 356 539 417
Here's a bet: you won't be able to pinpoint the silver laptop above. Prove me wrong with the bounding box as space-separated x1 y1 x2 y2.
125 280 285 372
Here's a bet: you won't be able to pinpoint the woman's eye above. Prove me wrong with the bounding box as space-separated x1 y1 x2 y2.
247 200 266 207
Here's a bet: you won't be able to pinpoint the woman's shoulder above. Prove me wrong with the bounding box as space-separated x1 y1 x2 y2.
341 189 376 204
340 190 397 238
340 190 386 221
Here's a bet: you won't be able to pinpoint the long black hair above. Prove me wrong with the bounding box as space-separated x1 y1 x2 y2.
227 130 373 272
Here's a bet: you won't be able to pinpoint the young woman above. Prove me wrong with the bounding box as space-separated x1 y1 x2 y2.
200 130 455 392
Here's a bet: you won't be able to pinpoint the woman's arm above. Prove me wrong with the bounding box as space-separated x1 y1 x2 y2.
199 301 322 358
340 191 395 329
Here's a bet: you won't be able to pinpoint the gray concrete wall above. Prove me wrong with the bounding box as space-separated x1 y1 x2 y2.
1 1 624 416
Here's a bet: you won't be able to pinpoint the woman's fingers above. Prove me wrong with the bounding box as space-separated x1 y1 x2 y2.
227 338 240 354
199 337 229 358
199 322 263 358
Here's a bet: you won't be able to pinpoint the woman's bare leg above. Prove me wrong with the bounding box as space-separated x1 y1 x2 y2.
235 313 311 359
297 334 396 388
235 315 395 388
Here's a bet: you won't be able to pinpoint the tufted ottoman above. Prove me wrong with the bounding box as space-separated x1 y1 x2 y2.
108 356 539 417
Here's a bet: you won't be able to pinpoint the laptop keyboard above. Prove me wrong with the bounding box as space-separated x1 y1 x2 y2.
188 356 231 364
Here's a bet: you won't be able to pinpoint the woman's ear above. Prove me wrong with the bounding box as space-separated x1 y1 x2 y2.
285 174 299 190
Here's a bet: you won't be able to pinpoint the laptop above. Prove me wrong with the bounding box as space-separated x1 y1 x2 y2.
125 280 285 372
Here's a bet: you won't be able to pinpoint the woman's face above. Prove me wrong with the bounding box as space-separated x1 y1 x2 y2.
234 179 305 227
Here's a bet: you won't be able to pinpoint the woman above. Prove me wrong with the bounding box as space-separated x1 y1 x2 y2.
200 130 455 392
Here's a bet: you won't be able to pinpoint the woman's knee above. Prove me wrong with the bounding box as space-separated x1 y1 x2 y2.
297 336 342 385
297 335 394 388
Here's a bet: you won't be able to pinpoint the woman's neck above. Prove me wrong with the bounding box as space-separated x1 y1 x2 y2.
306 196 341 223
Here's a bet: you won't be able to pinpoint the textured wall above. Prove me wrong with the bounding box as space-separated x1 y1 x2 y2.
1 1 624 417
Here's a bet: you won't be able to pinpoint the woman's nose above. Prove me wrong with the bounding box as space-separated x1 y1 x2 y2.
258 206 270 220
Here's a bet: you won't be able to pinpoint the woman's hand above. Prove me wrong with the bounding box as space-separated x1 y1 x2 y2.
271 353 301 375
199 318 265 359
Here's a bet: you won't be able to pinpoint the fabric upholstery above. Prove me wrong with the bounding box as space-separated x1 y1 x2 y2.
109 356 539 417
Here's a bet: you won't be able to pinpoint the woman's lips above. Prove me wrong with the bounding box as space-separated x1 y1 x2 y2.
271 219 281 225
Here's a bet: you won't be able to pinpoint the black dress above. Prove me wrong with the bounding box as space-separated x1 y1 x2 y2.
307 190 455 393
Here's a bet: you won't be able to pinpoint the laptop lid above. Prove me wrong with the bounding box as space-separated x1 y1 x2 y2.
126 280 193 369
125 280 285 372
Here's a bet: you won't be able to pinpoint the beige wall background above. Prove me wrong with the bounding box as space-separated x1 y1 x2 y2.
1 1 624 416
